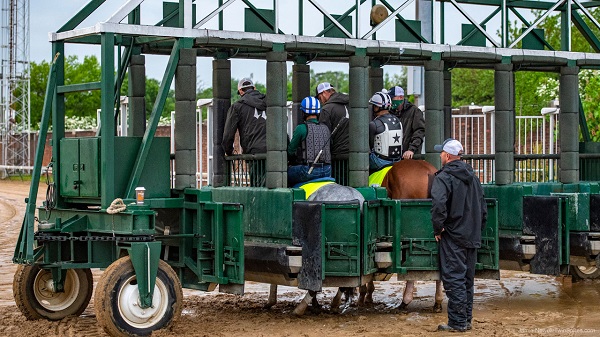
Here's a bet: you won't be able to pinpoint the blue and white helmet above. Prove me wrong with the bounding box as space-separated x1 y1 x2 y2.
369 90 392 110
300 96 321 115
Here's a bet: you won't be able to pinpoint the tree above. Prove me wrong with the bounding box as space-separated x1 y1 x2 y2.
30 55 102 126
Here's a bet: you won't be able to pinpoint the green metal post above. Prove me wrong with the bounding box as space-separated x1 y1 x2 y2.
126 38 194 198
58 0 106 32
175 48 198 189
212 52 231 187
266 44 287 188
494 58 515 185
101 33 116 209
12 54 59 264
292 56 310 130
128 52 146 136
443 67 452 140
561 5 571 51
52 42 66 208
298 0 303 35
348 49 369 187
424 56 444 168
369 59 383 99
559 64 580 183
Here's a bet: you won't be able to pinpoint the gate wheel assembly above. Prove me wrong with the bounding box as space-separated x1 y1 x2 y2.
13 265 93 320
94 256 183 337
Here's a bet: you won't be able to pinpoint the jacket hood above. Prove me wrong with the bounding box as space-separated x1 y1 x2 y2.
443 160 475 184
240 89 267 110
325 92 349 105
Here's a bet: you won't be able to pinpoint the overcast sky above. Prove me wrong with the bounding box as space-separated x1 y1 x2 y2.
30 1 525 90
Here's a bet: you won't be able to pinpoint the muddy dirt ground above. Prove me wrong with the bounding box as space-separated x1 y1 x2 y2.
1 180 599 336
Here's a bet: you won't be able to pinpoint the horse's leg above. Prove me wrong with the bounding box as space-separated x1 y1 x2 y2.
357 285 367 306
293 290 317 316
365 281 375 304
342 287 355 312
433 280 444 313
398 280 415 310
264 284 277 309
330 288 343 313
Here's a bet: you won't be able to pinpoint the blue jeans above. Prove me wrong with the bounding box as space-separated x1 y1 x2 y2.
287 164 331 187
369 152 398 171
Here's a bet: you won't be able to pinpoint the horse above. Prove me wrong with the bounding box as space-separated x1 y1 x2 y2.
262 182 366 316
358 159 444 313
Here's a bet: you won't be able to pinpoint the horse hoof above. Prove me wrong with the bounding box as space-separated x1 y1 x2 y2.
396 301 409 312
433 303 443 313
308 305 322 315
365 295 374 304
357 298 365 307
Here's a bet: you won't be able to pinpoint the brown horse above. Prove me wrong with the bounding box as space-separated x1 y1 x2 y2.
358 159 444 313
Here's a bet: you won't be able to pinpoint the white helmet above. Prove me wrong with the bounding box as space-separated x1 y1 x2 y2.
369 91 392 110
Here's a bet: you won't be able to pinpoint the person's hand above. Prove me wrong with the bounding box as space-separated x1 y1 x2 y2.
403 150 414 159
435 228 444 242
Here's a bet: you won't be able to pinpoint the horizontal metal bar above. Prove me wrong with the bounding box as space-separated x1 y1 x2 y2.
48 23 600 64
57 82 102 93
224 154 267 161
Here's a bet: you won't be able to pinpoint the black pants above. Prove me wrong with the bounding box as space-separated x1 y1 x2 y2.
439 236 477 329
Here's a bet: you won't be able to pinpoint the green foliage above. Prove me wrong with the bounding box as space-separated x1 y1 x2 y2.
30 55 102 127
310 70 349 94
31 55 176 130
451 68 495 107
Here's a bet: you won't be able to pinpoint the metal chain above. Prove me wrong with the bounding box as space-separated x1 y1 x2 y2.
34 232 154 242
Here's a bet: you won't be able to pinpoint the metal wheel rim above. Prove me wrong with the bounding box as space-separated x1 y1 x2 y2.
577 265 599 275
117 275 169 328
33 269 80 311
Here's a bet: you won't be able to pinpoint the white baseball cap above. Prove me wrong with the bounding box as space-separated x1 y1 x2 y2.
434 138 464 156
237 77 254 90
316 82 334 95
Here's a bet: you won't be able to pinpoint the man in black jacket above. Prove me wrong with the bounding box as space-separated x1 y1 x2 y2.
222 78 267 156
316 82 349 157
388 86 425 159
431 138 487 333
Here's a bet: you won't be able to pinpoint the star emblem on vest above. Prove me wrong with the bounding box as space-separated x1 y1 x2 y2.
393 133 400 143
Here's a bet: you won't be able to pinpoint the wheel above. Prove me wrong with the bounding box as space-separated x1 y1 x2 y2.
571 265 600 280
13 265 93 320
95 256 183 337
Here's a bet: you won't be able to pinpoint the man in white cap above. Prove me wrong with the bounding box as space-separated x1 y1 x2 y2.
222 77 267 186
222 77 267 156
316 82 349 158
431 138 487 333
388 86 425 159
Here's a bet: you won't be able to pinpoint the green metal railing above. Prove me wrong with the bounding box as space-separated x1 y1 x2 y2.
225 154 266 187
331 155 349 186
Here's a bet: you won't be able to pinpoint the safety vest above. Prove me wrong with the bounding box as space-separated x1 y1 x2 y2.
300 122 331 164
373 115 402 159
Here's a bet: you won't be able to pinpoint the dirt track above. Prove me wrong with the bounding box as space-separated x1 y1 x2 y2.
1 180 599 336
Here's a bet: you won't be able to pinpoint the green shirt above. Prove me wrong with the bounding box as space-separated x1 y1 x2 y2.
288 119 320 156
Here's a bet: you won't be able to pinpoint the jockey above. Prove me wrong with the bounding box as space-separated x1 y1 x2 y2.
368 90 403 173
287 96 333 187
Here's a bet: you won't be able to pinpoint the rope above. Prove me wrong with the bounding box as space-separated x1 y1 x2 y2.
106 198 127 214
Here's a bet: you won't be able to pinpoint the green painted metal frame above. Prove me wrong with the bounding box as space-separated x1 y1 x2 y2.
125 38 193 199
12 53 59 264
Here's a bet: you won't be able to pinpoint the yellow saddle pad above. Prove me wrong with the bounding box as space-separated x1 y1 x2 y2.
368 166 393 186
299 181 335 199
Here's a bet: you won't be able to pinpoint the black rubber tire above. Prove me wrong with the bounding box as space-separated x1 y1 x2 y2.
13 265 93 320
94 256 183 337
571 265 600 280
